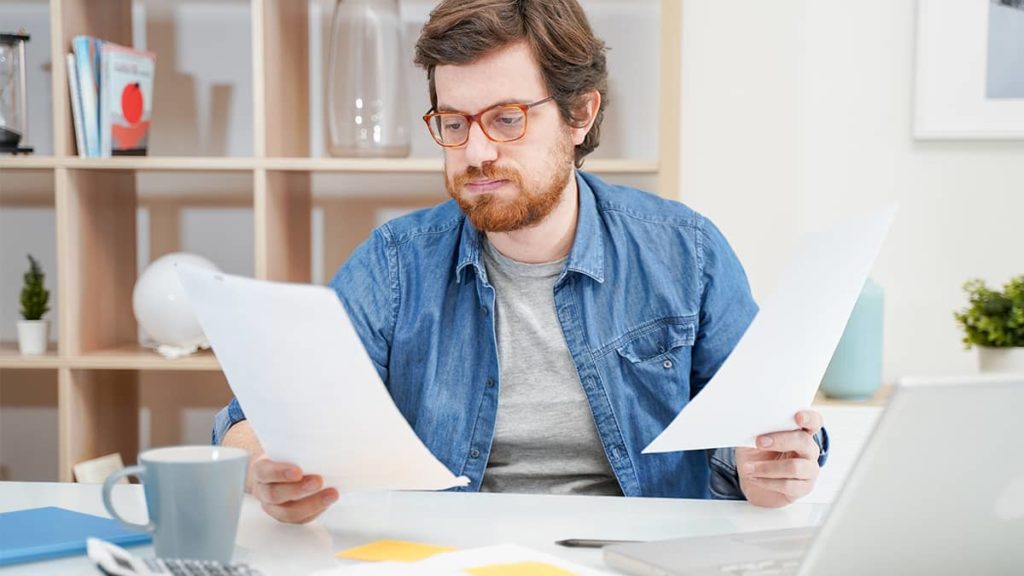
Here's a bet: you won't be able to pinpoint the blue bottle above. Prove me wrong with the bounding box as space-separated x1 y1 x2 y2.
820 278 884 400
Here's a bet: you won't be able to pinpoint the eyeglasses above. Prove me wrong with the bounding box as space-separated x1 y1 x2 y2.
423 97 554 148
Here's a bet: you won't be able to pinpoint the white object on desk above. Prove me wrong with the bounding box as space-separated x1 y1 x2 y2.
73 453 126 484
176 265 469 493
645 206 896 453
0 482 828 575
311 544 617 575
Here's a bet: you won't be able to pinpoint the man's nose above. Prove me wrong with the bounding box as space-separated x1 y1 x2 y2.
463 122 498 168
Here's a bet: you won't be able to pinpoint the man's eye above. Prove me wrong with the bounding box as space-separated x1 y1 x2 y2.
443 120 465 131
498 115 523 126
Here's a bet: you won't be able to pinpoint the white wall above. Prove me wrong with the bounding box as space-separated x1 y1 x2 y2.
679 0 1024 383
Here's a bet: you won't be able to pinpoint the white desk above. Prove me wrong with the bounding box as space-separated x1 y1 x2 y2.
0 481 829 575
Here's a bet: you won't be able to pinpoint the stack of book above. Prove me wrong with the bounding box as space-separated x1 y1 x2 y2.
67 36 156 157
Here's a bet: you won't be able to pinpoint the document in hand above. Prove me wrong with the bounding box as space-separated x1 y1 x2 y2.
643 205 897 453
177 265 469 492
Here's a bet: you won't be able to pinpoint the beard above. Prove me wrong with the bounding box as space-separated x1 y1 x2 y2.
445 133 574 233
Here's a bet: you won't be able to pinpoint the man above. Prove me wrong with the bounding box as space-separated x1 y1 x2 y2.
214 0 828 524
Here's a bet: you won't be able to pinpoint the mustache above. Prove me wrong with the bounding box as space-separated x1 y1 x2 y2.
452 165 523 190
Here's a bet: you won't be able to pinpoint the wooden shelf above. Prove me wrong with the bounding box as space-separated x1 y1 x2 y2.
263 157 658 173
62 157 257 171
0 0 677 482
813 384 893 407
0 342 61 369
0 156 59 170
71 346 221 371
0 156 659 174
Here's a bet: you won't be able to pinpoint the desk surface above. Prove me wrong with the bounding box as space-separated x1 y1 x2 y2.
0 481 829 575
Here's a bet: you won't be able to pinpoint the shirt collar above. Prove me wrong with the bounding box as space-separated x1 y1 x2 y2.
455 171 605 284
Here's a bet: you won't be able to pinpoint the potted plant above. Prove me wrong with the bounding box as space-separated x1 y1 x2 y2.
17 254 50 355
954 275 1024 372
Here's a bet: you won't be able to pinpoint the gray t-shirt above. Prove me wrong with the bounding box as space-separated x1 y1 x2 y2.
480 239 621 496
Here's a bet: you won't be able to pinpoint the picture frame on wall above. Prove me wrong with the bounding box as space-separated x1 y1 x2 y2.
914 0 1024 139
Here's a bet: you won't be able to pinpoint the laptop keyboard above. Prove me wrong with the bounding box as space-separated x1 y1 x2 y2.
718 558 801 575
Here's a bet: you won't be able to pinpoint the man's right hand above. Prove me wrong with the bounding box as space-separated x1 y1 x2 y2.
249 455 339 524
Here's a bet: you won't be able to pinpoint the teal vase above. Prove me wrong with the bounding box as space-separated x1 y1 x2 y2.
820 278 884 399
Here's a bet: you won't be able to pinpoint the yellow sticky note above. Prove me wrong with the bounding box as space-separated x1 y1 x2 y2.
466 562 577 576
336 540 457 562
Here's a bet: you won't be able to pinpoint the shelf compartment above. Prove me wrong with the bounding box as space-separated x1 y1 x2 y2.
262 158 659 174
0 157 60 170
0 343 61 369
59 368 138 481
62 157 257 171
70 345 220 371
0 368 59 481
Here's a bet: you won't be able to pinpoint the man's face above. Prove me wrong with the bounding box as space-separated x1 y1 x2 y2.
433 41 575 233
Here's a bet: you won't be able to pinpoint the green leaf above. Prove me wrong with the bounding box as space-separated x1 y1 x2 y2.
954 275 1024 348
19 254 50 321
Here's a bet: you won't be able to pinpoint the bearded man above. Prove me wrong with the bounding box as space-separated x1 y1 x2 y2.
215 0 829 524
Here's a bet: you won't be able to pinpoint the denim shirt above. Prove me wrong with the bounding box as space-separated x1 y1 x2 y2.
213 171 828 499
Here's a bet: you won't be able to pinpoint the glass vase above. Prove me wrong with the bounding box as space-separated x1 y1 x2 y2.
327 0 409 157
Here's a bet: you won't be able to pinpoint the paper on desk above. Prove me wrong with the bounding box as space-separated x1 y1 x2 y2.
177 265 470 492
313 544 616 575
337 540 457 562
643 205 897 453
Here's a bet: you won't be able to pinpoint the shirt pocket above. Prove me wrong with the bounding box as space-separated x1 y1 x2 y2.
606 316 697 421
615 317 696 365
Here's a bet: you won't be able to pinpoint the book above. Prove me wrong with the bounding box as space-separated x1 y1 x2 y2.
71 36 102 157
100 42 156 156
66 53 86 157
0 506 151 566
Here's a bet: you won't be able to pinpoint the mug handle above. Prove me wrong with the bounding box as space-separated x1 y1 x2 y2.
102 465 155 533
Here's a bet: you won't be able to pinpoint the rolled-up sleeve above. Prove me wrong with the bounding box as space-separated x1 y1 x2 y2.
211 397 247 445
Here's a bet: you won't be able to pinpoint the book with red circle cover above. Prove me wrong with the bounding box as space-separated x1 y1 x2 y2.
100 42 156 157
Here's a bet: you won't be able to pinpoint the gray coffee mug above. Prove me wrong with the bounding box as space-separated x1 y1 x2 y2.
102 445 249 563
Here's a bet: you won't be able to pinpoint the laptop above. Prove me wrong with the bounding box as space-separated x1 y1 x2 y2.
604 374 1024 575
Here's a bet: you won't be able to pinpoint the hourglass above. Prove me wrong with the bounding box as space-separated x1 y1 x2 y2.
0 31 32 154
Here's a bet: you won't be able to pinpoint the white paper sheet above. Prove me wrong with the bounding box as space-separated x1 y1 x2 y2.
310 544 617 576
643 206 897 453
177 265 469 492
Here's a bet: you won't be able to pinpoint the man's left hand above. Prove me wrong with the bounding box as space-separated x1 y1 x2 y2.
736 410 824 508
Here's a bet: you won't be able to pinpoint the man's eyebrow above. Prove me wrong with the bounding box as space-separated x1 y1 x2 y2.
435 98 534 113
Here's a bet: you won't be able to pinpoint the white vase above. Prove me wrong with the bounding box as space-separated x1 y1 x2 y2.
977 346 1024 373
17 319 50 355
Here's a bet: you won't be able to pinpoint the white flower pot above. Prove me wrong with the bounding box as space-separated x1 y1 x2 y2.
977 346 1024 373
17 320 50 355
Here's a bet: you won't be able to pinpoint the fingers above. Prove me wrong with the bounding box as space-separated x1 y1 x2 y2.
254 474 325 505
741 477 816 501
261 487 339 524
755 430 819 461
740 458 819 503
249 456 340 524
742 457 819 481
251 456 303 485
795 409 823 434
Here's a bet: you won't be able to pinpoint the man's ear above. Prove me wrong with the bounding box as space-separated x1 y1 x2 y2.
570 90 601 146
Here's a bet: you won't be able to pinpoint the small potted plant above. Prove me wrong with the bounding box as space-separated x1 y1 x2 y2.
954 275 1024 372
18 254 51 355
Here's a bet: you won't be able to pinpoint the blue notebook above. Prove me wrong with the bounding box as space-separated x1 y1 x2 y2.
0 506 152 566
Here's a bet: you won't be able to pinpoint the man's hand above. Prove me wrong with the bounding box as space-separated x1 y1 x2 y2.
735 410 823 508
249 455 339 524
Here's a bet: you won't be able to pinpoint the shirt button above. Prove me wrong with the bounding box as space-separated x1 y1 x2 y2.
486 378 496 388
470 448 481 459
662 359 673 369
480 306 488 316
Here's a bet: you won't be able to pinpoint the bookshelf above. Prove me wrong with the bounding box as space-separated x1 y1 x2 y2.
0 0 680 481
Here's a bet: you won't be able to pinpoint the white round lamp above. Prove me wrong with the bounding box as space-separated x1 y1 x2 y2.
133 252 219 356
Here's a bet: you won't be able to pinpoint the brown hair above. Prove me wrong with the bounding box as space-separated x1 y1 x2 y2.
414 0 608 168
